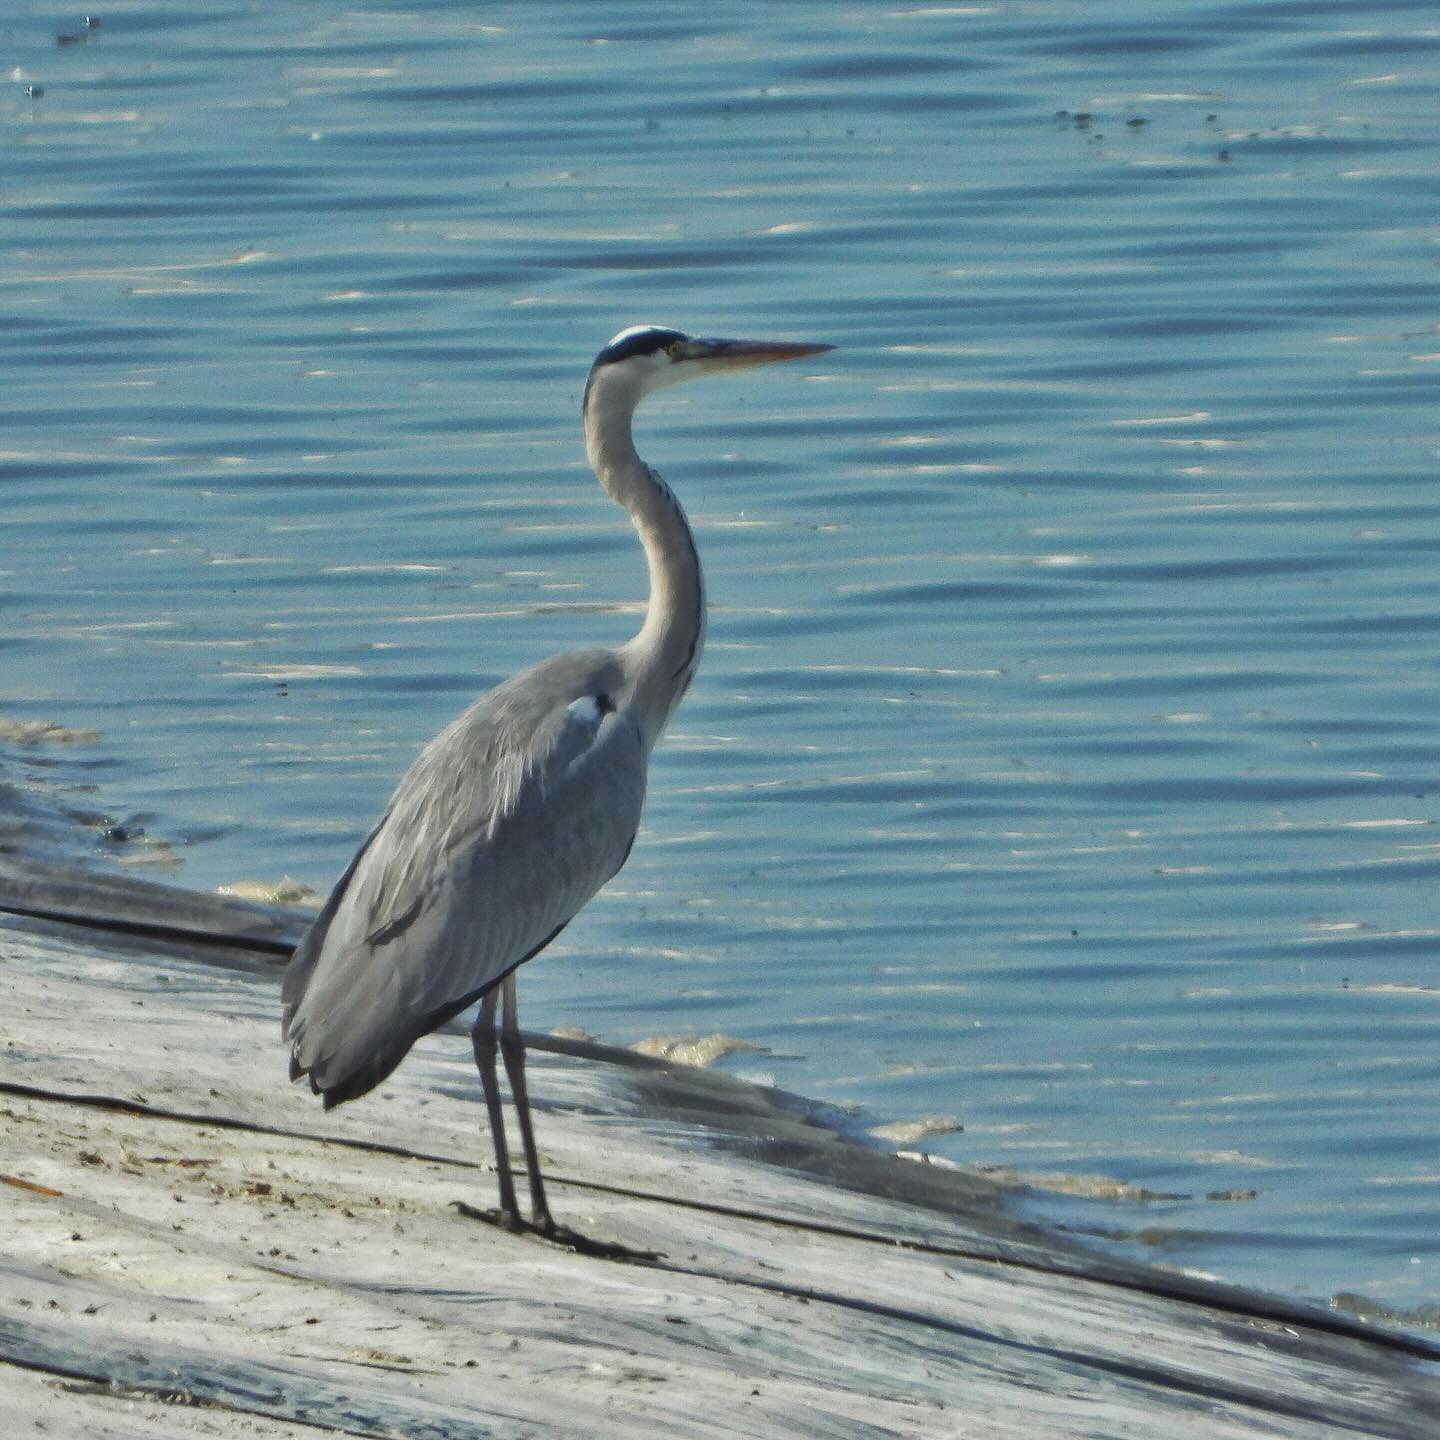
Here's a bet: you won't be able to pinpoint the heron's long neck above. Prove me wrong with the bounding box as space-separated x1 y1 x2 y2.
584 402 705 744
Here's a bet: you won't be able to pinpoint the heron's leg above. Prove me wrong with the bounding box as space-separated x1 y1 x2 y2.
498 974 556 1234
470 989 521 1227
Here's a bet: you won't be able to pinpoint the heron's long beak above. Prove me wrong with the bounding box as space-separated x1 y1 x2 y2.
687 338 835 372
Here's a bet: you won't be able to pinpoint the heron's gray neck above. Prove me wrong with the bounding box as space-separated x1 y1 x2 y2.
584 404 705 745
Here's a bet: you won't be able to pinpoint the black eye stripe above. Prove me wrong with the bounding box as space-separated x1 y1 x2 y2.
593 327 688 367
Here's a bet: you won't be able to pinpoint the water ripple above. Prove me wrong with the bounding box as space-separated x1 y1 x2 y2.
3 0 1437 1319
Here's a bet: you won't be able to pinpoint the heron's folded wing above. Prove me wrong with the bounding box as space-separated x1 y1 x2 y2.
284 677 645 1094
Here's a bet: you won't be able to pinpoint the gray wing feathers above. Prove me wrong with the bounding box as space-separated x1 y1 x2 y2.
284 650 644 1100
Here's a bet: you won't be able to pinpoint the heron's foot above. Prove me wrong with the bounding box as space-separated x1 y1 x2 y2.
452 1200 527 1232
451 1201 661 1261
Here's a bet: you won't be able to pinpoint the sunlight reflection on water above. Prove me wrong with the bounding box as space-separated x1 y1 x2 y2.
3 0 1438 1322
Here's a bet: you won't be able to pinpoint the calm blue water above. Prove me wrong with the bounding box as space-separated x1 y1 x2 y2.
3 1 1438 1322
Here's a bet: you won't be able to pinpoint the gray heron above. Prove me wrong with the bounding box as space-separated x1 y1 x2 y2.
282 325 833 1247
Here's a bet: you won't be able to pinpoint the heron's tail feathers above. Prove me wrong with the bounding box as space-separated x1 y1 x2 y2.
285 975 495 1110
283 996 408 1110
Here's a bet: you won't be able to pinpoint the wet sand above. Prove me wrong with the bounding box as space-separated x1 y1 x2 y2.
1 857 1437 1439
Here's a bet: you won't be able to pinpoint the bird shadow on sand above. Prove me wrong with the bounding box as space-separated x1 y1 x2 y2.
450 1199 663 1262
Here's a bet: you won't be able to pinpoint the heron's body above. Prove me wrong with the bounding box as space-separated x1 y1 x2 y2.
283 325 831 1241
283 646 643 1105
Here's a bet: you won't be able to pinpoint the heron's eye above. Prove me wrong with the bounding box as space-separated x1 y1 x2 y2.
665 341 683 358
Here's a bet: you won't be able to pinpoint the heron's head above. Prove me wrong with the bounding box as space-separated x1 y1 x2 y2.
583 324 833 423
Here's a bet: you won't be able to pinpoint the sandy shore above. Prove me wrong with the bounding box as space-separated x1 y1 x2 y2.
1 857 1437 1438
